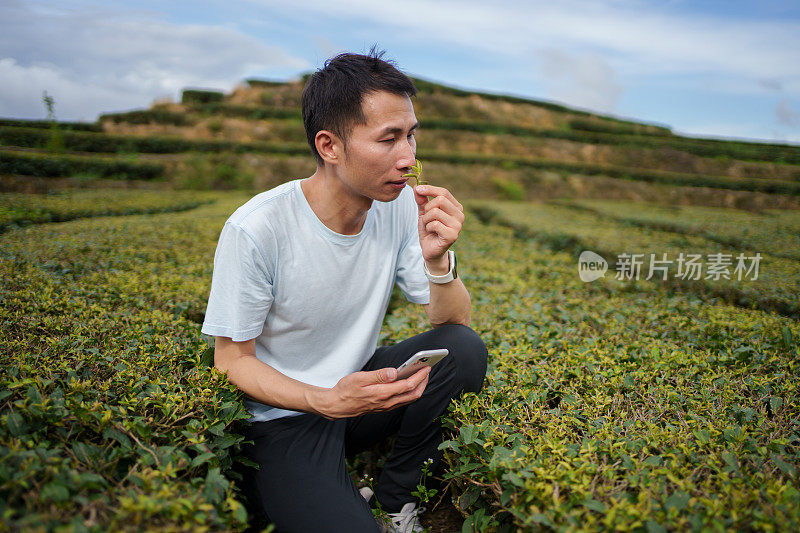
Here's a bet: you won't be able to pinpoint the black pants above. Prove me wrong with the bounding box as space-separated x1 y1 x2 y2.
232 324 488 533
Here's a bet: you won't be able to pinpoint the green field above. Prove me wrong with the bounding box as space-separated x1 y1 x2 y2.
467 199 800 318
1 188 797 531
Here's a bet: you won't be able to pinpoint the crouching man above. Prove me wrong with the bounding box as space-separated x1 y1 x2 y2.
201 47 487 533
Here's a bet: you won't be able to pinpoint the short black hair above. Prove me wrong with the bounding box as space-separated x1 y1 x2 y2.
301 44 417 166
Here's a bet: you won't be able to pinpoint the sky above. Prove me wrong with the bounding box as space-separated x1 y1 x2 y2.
2 0 799 144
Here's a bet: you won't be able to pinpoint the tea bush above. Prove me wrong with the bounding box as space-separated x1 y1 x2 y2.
551 199 800 263
0 126 308 156
411 118 800 165
191 103 301 120
384 213 799 531
0 189 218 233
1 190 797 531
8 126 797 195
468 200 800 319
0 150 164 181
181 90 224 105
244 78 286 88
568 118 672 137
0 119 100 132
415 151 800 196
1 193 256 531
98 110 195 127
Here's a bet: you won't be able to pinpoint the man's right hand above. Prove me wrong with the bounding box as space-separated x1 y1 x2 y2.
310 365 431 420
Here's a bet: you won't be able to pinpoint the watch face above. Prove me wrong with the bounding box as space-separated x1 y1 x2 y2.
452 251 458 279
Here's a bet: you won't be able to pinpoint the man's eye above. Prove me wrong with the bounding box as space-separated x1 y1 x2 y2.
382 134 414 143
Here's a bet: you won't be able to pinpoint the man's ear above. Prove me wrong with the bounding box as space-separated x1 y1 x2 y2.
315 130 343 165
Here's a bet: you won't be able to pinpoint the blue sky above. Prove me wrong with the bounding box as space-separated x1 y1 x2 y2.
1 0 799 144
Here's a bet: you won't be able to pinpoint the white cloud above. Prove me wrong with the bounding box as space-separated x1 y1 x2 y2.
3 0 798 143
537 49 623 112
251 0 800 95
776 100 800 128
0 58 142 121
0 1 308 120
312 37 347 64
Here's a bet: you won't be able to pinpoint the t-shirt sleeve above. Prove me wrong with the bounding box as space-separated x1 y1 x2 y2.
201 221 275 341
395 190 431 304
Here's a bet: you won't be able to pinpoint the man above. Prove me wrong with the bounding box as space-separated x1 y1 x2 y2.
201 47 487 533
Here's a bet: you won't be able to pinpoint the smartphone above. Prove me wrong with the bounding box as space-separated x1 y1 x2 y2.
396 348 449 380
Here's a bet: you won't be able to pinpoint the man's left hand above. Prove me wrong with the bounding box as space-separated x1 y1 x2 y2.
413 184 464 266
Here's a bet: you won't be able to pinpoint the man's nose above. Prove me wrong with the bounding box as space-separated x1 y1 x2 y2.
397 138 416 170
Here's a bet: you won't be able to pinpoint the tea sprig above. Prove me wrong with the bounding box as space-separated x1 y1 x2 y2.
403 159 428 187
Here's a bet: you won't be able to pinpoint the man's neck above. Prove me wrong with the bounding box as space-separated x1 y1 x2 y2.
301 168 373 236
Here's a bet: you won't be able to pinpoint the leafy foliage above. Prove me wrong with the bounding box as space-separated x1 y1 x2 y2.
181 89 224 105
0 189 217 233
0 118 100 131
0 150 164 181
1 188 798 531
99 109 194 127
551 199 800 262
468 199 800 319
403 159 429 187
1 193 255 530
382 202 800 531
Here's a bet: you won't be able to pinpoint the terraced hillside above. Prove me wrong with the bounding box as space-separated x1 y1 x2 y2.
3 76 800 210
1 75 799 531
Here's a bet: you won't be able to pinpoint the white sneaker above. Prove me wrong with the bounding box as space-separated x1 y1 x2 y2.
359 487 425 533
386 501 425 533
360 486 375 503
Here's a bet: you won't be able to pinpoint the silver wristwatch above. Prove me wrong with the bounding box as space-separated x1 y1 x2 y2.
424 250 458 284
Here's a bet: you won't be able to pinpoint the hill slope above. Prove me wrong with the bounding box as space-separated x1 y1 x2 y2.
2 76 800 209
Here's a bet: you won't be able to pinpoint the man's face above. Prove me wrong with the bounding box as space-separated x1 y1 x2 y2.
336 90 419 203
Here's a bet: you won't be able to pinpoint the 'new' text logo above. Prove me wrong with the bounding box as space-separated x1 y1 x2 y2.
578 250 607 282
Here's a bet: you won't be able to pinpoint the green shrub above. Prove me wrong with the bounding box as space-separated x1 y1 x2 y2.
4 125 795 195
2 192 798 530
99 109 194 126
390 206 799 531
414 149 800 196
417 118 800 165
245 78 286 88
556 199 800 263
568 117 673 137
0 118 100 132
0 189 217 233
0 218 254 529
174 154 254 190
0 151 164 180
45 124 64 154
206 119 224 134
181 89 224 105
491 176 525 201
192 103 301 120
469 198 800 318
0 126 308 156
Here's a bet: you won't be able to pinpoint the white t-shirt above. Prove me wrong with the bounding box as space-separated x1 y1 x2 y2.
201 179 431 422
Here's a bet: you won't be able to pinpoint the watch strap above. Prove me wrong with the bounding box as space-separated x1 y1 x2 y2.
424 250 457 284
